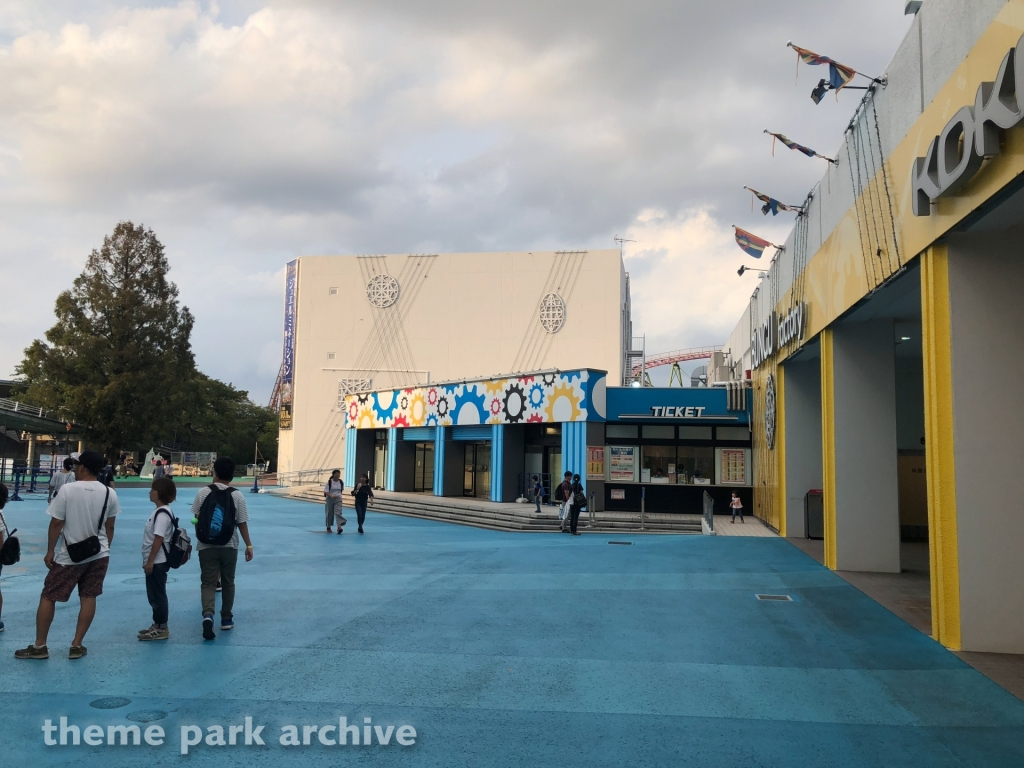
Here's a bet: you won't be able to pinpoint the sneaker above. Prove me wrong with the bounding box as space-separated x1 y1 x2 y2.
203 615 216 641
138 623 157 635
358 527 363 534
215 581 222 593
14 644 48 660
0 620 5 632
220 615 234 631
69 645 88 660
138 627 169 641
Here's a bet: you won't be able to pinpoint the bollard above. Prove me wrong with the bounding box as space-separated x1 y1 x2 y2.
589 491 595 529
640 486 646 532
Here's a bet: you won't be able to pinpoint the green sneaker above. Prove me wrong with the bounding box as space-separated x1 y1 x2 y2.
69 645 88 660
14 645 49 660
138 627 169 641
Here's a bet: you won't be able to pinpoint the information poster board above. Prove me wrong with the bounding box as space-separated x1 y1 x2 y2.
609 446 637 481
717 448 751 485
587 446 605 480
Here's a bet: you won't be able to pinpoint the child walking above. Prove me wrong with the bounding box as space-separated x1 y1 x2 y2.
139 477 177 640
730 492 744 524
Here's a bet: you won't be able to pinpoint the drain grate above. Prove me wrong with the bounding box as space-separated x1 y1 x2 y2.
128 710 168 723
608 541 633 546
755 594 793 602
90 697 132 709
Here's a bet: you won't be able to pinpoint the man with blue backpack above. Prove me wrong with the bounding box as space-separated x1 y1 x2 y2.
190 457 253 641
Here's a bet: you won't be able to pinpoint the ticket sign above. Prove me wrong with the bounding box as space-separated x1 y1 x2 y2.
587 446 605 480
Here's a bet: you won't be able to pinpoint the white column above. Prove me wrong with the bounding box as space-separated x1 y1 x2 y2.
830 320 901 573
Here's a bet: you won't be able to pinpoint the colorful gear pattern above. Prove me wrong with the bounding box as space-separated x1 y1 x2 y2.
484 379 508 394
503 383 526 423
528 383 545 408
409 392 427 425
346 371 596 428
545 382 582 423
453 386 488 424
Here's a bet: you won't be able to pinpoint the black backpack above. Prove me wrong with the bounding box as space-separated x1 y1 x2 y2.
194 485 237 546
155 507 193 569
0 510 19 566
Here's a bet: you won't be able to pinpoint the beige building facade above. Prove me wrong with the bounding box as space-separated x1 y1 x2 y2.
277 249 629 475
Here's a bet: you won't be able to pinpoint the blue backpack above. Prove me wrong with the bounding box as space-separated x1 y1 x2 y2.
195 485 237 546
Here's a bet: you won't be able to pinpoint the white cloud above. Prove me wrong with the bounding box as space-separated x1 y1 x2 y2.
0 0 913 399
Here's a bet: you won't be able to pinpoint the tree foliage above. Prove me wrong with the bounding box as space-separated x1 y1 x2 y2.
181 374 279 470
19 222 196 457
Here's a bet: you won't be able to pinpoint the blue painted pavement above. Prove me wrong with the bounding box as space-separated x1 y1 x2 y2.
0 488 1022 766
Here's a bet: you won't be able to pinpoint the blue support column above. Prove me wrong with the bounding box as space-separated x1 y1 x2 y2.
562 421 588 496
386 427 398 491
490 423 504 502
434 426 446 496
344 428 357 487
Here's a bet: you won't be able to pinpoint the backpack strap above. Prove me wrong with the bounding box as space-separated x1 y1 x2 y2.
154 506 177 555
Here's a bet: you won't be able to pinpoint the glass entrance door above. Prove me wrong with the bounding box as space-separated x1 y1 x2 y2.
463 443 491 498
414 443 434 492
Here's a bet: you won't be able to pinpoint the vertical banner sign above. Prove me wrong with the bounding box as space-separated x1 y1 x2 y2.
279 259 299 430
587 446 605 480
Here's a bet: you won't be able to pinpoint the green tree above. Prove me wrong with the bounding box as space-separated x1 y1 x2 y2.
179 374 278 470
18 222 196 458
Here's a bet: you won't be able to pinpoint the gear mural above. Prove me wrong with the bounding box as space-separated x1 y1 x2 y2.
503 384 526 423
344 369 601 429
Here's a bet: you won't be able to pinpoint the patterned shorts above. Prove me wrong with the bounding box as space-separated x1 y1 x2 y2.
42 558 110 602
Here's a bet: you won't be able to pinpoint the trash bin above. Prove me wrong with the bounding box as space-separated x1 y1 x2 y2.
805 490 824 540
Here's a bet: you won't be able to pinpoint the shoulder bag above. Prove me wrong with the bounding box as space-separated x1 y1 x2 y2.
66 487 110 563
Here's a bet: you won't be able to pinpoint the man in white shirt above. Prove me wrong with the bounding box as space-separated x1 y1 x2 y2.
191 456 253 640
15 450 120 661
47 458 75 502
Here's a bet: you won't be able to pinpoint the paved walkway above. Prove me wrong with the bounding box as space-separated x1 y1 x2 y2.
1 489 1022 766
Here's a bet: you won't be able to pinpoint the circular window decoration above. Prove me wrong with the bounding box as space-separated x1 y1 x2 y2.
764 373 777 451
539 293 566 334
366 274 400 308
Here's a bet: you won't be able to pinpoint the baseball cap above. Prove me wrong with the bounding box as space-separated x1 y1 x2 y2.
73 450 106 475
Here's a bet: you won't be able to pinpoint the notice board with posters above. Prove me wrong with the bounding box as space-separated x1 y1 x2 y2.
716 448 750 485
587 446 605 480
608 446 637 481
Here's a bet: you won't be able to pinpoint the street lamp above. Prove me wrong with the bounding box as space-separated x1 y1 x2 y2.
737 265 768 278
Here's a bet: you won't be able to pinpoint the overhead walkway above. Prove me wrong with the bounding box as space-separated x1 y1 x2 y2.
0 397 79 436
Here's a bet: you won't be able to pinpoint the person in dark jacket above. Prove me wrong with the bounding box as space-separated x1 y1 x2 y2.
569 474 586 536
351 474 374 535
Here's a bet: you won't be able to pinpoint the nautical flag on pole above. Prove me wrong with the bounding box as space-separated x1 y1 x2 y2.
733 227 780 259
788 43 858 91
744 187 803 216
763 130 836 164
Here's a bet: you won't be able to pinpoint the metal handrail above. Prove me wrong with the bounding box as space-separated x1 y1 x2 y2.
703 490 715 533
274 468 339 486
0 397 48 419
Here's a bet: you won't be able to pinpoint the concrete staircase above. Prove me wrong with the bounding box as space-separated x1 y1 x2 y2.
281 486 702 534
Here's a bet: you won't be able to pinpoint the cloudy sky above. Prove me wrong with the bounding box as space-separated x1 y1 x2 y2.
0 0 913 398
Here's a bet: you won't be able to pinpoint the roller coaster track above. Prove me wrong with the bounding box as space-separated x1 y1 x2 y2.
630 345 723 378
